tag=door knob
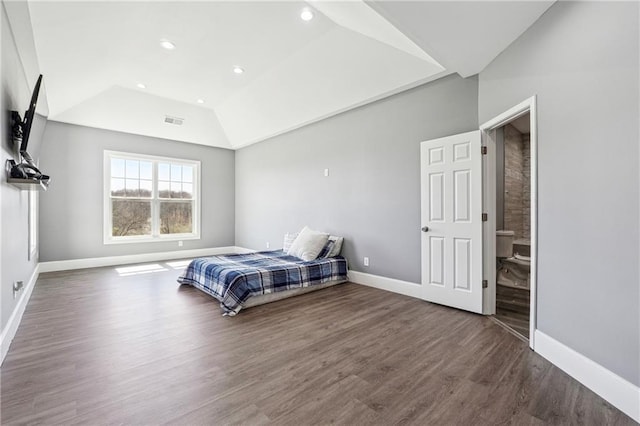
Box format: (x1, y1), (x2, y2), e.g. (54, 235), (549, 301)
(421, 226), (429, 232)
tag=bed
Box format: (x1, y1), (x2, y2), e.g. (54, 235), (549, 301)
(177, 250), (348, 316)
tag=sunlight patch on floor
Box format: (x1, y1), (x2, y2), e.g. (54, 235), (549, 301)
(115, 263), (168, 276)
(166, 260), (192, 269)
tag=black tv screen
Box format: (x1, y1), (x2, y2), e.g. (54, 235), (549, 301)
(20, 74), (43, 154)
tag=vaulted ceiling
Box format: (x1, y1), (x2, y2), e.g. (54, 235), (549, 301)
(23, 1), (554, 150)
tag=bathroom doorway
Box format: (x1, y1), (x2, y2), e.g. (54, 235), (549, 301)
(494, 114), (531, 339)
(480, 96), (537, 348)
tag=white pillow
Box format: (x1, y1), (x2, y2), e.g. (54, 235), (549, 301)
(283, 232), (299, 252)
(287, 226), (329, 261)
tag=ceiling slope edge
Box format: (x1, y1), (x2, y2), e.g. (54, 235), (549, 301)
(310, 0), (443, 69)
(367, 0), (556, 78)
(231, 69), (452, 150)
(216, 26), (452, 149)
(53, 86), (232, 150)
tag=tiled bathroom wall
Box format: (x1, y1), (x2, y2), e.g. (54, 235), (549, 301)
(503, 124), (531, 240)
(522, 134), (531, 239)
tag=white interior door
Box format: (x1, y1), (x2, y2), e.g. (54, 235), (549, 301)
(420, 130), (483, 314)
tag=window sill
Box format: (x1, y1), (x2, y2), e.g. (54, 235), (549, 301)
(104, 234), (200, 245)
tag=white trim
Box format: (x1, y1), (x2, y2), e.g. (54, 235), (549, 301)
(233, 246), (257, 254)
(348, 270), (422, 299)
(480, 98), (533, 131)
(479, 95), (538, 350)
(535, 330), (640, 423)
(1, 264), (39, 365)
(529, 99), (538, 349)
(39, 246), (243, 273)
(481, 128), (497, 315)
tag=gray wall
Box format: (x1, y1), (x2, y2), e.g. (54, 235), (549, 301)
(479, 1), (639, 385)
(38, 122), (235, 262)
(0, 7), (46, 330)
(236, 74), (478, 283)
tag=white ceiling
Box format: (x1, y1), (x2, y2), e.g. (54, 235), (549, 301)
(25, 1), (554, 150)
(368, 1), (555, 78)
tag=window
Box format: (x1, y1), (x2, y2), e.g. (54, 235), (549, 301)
(104, 151), (200, 243)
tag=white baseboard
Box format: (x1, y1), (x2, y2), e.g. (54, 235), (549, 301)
(233, 246), (256, 254)
(1, 263), (39, 365)
(534, 330), (640, 423)
(348, 270), (422, 299)
(39, 246), (243, 273)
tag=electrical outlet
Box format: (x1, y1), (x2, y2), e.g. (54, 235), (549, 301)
(363, 257), (369, 267)
(178, 240), (183, 247)
(324, 168), (329, 177)
(266, 242), (270, 249)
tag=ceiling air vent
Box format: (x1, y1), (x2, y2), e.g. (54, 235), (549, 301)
(164, 115), (184, 126)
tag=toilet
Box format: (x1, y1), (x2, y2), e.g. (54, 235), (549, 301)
(496, 230), (531, 290)
(496, 230), (514, 258)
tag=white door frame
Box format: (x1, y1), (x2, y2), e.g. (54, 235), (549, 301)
(479, 96), (538, 350)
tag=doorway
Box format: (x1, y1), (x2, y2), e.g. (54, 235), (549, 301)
(494, 114), (531, 339)
(480, 96), (538, 348)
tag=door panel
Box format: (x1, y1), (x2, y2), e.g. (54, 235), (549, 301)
(429, 236), (444, 286)
(420, 131), (483, 313)
(430, 173), (444, 221)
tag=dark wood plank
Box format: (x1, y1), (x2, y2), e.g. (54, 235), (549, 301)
(0, 261), (634, 425)
(496, 284), (530, 339)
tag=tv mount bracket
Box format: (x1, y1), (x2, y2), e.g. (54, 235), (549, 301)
(11, 110), (23, 144)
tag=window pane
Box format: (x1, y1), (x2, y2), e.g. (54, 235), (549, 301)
(170, 182), (182, 198)
(111, 178), (125, 196)
(139, 180), (152, 197)
(126, 160), (139, 179)
(171, 164), (182, 182)
(158, 181), (170, 199)
(125, 179), (139, 197)
(182, 183), (193, 199)
(140, 161), (152, 180)
(158, 163), (170, 181)
(182, 166), (193, 183)
(111, 159), (125, 177)
(160, 202), (192, 234)
(112, 200), (151, 236)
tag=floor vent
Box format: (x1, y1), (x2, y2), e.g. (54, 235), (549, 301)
(164, 115), (184, 125)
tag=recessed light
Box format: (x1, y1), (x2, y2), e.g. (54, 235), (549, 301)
(160, 39), (176, 50)
(197, 99), (205, 104)
(233, 66), (244, 74)
(300, 8), (314, 21)
(136, 83), (146, 89)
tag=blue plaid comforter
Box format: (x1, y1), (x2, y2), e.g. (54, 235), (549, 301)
(178, 250), (348, 315)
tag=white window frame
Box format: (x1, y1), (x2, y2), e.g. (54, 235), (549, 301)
(103, 150), (201, 244)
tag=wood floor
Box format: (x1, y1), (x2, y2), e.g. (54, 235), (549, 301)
(1, 261), (634, 425)
(495, 284), (530, 339)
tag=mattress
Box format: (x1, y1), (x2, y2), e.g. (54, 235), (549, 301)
(178, 250), (349, 315)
